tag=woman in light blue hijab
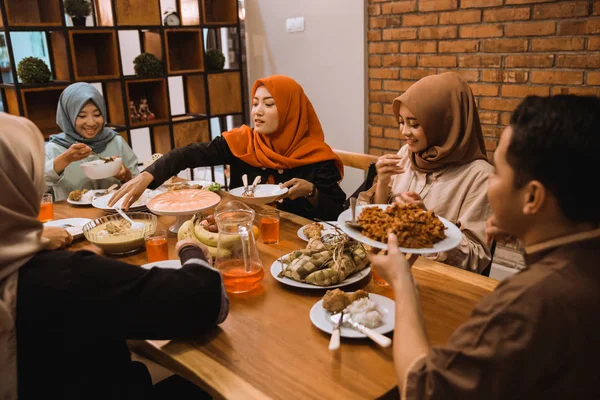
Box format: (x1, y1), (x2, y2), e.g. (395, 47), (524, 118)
(45, 83), (139, 201)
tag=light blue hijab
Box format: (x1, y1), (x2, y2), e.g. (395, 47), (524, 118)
(50, 82), (117, 153)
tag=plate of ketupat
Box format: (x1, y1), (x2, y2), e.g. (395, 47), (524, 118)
(270, 232), (371, 289)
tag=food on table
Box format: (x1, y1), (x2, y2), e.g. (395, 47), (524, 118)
(205, 183), (222, 192)
(84, 214), (155, 255)
(147, 189), (220, 213)
(303, 222), (324, 240)
(87, 218), (149, 242)
(357, 202), (446, 248)
(177, 213), (260, 260)
(343, 297), (383, 329)
(68, 189), (89, 202)
(278, 234), (369, 286)
(167, 183), (204, 191)
(322, 289), (369, 313)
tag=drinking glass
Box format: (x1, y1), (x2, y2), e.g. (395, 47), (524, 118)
(38, 193), (54, 222)
(258, 209), (280, 244)
(145, 229), (169, 262)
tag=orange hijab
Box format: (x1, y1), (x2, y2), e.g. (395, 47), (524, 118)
(222, 75), (343, 177)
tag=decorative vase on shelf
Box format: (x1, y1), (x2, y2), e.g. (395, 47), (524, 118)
(71, 16), (86, 27)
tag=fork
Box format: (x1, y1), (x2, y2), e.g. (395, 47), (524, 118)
(242, 174), (249, 195)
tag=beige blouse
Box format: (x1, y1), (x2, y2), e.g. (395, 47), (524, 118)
(358, 146), (493, 273)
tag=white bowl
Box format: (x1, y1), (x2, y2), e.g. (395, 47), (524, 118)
(81, 157), (123, 179)
(228, 184), (288, 205)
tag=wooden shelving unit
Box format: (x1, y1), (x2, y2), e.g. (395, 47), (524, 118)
(0, 0), (246, 184)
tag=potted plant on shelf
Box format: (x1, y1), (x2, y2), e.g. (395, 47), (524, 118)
(17, 57), (52, 84)
(64, 0), (92, 27)
(206, 49), (226, 72)
(133, 53), (163, 78)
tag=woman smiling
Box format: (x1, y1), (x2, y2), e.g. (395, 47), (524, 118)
(45, 83), (139, 201)
(110, 75), (346, 221)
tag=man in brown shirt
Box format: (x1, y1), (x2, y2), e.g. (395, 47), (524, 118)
(370, 95), (600, 399)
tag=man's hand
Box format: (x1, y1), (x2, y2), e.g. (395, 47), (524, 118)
(368, 233), (417, 287)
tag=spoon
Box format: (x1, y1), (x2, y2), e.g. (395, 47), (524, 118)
(93, 183), (119, 199)
(114, 206), (145, 230)
(345, 197), (363, 231)
(330, 313), (391, 348)
(249, 175), (261, 196)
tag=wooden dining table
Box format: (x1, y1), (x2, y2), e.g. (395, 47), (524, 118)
(54, 197), (499, 400)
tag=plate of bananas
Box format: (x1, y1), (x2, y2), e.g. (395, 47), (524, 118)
(176, 213), (260, 260)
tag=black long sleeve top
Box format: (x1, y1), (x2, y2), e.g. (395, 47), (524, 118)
(17, 247), (228, 400)
(145, 136), (346, 221)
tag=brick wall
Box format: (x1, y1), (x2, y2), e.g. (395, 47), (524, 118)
(368, 0), (600, 158)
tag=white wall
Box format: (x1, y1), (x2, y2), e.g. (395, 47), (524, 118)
(244, 0), (367, 197)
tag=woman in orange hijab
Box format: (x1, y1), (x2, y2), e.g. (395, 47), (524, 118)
(111, 75), (346, 220)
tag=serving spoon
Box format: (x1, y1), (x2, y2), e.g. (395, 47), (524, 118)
(114, 206), (145, 230)
(345, 197), (363, 231)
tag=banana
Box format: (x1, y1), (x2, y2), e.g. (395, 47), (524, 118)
(205, 244), (232, 259)
(177, 219), (196, 241)
(177, 218), (232, 259)
(193, 222), (220, 247)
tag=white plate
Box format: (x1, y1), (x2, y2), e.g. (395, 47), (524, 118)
(270, 253), (371, 289)
(297, 221), (340, 241)
(92, 189), (156, 211)
(43, 218), (91, 239)
(66, 189), (106, 206)
(141, 260), (182, 270)
(337, 204), (462, 254)
(310, 293), (395, 338)
(229, 184), (288, 205)
(155, 180), (216, 193)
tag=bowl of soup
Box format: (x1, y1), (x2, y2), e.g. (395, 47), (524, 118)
(81, 157), (123, 179)
(83, 212), (157, 255)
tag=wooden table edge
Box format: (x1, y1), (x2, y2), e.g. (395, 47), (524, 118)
(129, 340), (273, 400)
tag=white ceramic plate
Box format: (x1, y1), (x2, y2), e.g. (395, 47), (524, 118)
(297, 221), (340, 241)
(141, 260), (182, 270)
(92, 189), (156, 211)
(229, 184), (288, 205)
(337, 204), (462, 254)
(44, 218), (91, 239)
(270, 253), (371, 290)
(155, 180), (216, 193)
(66, 189), (107, 206)
(310, 293), (395, 338)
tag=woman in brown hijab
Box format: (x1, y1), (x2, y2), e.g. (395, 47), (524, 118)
(0, 112), (228, 399)
(359, 72), (493, 273)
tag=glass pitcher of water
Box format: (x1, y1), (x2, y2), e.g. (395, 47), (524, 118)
(214, 200), (264, 293)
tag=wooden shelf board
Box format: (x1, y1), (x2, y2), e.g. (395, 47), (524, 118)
(130, 118), (170, 128)
(74, 74), (121, 81)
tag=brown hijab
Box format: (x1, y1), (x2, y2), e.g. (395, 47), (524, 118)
(393, 72), (487, 173)
(222, 75), (344, 177)
(0, 113), (46, 400)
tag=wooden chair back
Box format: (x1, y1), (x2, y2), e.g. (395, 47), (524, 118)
(333, 149), (379, 208)
(333, 148), (378, 171)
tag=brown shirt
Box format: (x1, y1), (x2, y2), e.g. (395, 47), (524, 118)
(404, 229), (600, 400)
(358, 146), (493, 273)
